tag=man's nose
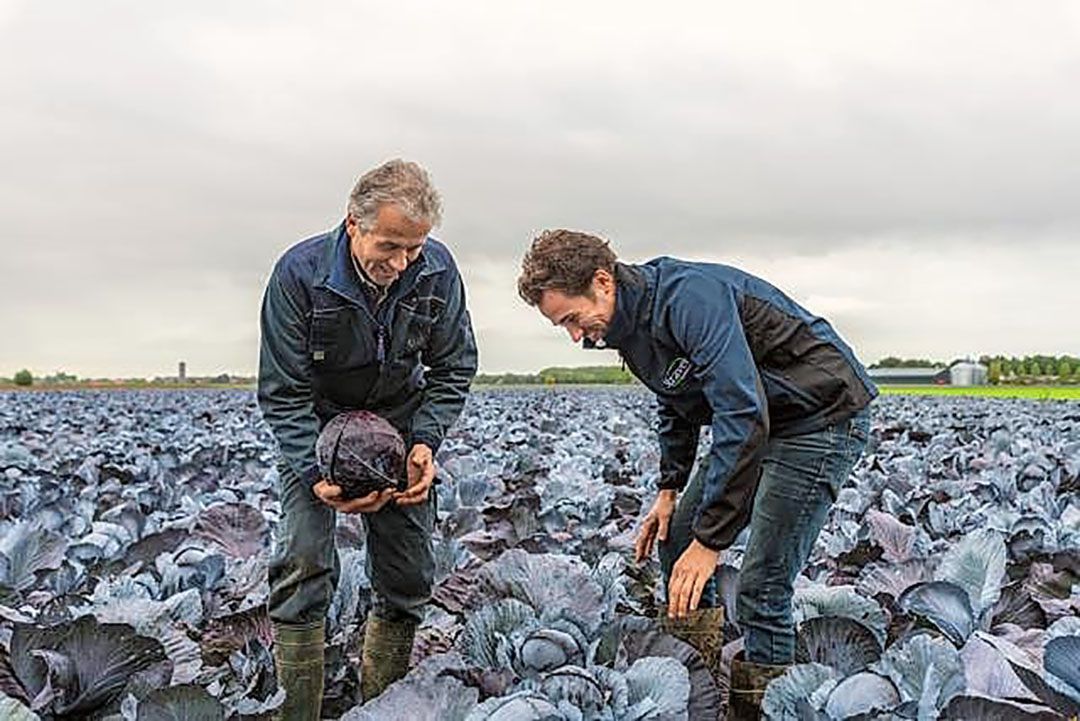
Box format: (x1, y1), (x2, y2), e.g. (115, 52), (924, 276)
(388, 251), (409, 272)
(568, 326), (583, 343)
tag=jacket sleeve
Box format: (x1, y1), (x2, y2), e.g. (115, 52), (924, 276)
(666, 276), (769, 550)
(657, 399), (700, 491)
(257, 265), (321, 487)
(409, 269), (479, 452)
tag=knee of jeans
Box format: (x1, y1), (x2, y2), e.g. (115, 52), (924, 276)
(270, 547), (335, 587)
(736, 572), (794, 623)
(275, 526), (334, 570)
(736, 590), (793, 632)
(374, 572), (432, 621)
(377, 556), (433, 601)
(268, 554), (336, 625)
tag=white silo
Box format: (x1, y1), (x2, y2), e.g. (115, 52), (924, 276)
(950, 361), (988, 386)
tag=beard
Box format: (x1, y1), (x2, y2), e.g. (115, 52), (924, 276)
(584, 319), (608, 340)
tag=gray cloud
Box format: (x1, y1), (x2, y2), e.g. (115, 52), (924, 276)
(1, 1), (1078, 376)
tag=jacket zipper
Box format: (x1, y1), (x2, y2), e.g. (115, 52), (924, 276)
(376, 324), (387, 365)
(323, 286), (389, 366)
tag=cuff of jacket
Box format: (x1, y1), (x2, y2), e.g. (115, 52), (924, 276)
(689, 462), (763, 551)
(409, 430), (442, 454)
(657, 471), (690, 492)
(691, 528), (729, 552)
(692, 511), (753, 551)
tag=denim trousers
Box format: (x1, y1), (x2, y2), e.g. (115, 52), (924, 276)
(659, 407), (870, 664)
(267, 463), (436, 627)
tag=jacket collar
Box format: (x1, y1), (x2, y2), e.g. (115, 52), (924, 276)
(600, 262), (655, 350)
(317, 221), (446, 306)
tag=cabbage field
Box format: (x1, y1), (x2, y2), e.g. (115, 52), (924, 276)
(1, 388), (1078, 720)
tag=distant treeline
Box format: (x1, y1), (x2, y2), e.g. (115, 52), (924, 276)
(1, 370), (255, 388)
(869, 357), (944, 368)
(980, 355), (1079, 384)
(475, 366), (636, 385)
(871, 355), (1080, 385)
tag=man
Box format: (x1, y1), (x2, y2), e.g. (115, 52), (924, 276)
(258, 159), (477, 718)
(517, 230), (874, 719)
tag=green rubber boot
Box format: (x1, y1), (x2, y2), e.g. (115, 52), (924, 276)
(725, 653), (790, 721)
(659, 606), (725, 680)
(360, 615), (418, 702)
(272, 620), (325, 721)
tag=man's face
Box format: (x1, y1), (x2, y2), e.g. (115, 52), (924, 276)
(346, 204), (431, 287)
(537, 270), (617, 344)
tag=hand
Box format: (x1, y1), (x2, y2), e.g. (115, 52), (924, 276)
(394, 443), (436, 507)
(313, 479), (395, 514)
(668, 539), (721, 619)
(634, 490), (677, 563)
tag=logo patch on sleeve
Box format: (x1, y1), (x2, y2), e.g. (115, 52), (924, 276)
(661, 357), (693, 390)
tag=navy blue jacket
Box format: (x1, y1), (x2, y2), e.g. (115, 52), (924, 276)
(600, 259), (876, 550)
(257, 222), (478, 487)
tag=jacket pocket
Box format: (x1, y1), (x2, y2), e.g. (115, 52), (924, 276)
(392, 296), (444, 358)
(310, 306), (350, 366)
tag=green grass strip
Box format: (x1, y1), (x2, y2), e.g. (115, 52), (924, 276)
(877, 385), (1080, 400)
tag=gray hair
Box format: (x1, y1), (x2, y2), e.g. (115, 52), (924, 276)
(347, 159), (443, 232)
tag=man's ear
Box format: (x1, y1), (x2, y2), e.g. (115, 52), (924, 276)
(593, 268), (615, 295)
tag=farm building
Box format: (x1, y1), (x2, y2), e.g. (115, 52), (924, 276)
(868, 367), (952, 385)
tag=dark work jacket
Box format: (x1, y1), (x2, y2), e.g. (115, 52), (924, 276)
(257, 222), (478, 487)
(598, 259), (877, 550)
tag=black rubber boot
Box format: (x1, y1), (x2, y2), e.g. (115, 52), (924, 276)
(272, 620), (325, 721)
(725, 652), (790, 721)
(360, 615), (418, 702)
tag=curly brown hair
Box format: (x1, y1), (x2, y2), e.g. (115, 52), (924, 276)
(517, 229), (618, 306)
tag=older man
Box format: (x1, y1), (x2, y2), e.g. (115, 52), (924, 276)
(258, 160), (477, 717)
(517, 230), (874, 719)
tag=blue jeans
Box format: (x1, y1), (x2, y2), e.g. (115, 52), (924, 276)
(659, 407), (870, 664)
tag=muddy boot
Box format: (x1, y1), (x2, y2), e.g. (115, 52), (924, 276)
(659, 606), (725, 680)
(360, 615), (418, 702)
(726, 652), (790, 721)
(272, 620), (325, 721)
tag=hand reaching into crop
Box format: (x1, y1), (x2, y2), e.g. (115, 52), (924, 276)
(313, 479), (395, 514)
(634, 489), (677, 563)
(394, 443), (436, 507)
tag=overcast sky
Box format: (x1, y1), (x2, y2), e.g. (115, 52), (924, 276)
(1, 1), (1078, 377)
